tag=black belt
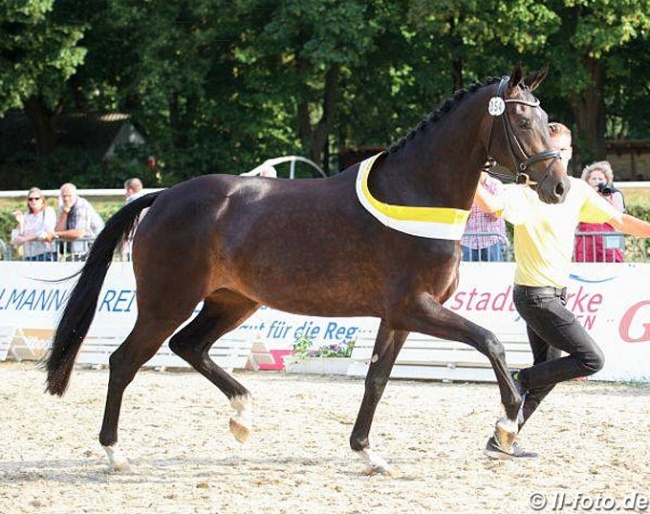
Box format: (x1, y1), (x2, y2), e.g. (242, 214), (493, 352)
(514, 285), (567, 296)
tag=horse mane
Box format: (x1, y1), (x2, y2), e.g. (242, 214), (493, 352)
(388, 76), (501, 154)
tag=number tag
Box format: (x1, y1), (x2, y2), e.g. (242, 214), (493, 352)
(488, 97), (506, 116)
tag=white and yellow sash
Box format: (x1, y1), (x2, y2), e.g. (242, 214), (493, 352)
(355, 154), (470, 240)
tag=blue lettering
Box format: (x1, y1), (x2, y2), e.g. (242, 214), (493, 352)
(7, 289), (26, 309)
(21, 290), (36, 310)
(99, 289), (137, 312)
(48, 289), (67, 311)
(100, 290), (117, 312)
(127, 291), (137, 312)
(113, 290), (133, 312)
(323, 322), (358, 341)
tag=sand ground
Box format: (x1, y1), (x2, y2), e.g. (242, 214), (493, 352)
(1, 361), (649, 514)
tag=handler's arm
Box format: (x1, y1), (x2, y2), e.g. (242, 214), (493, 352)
(474, 182), (504, 214)
(608, 214), (650, 237)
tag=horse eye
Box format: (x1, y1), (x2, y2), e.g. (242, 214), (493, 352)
(517, 117), (531, 129)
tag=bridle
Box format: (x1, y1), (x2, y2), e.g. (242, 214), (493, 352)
(485, 76), (560, 186)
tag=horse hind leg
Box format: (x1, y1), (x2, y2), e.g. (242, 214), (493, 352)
(350, 321), (409, 476)
(168, 291), (260, 444)
(99, 313), (189, 472)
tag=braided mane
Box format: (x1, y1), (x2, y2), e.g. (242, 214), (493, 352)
(388, 76), (501, 154)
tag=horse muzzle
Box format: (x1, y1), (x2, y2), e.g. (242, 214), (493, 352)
(529, 161), (571, 204)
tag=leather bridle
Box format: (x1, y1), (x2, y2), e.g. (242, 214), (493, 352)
(485, 76), (560, 186)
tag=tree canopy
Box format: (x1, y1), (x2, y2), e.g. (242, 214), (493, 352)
(1, 0), (649, 188)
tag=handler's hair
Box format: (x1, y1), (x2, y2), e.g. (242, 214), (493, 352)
(548, 122), (571, 140)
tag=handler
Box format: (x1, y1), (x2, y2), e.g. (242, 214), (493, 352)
(475, 123), (650, 459)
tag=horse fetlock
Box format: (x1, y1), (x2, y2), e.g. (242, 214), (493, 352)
(229, 394), (253, 444)
(356, 449), (395, 477)
(103, 444), (132, 473)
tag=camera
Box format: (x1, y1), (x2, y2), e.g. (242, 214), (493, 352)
(597, 183), (613, 196)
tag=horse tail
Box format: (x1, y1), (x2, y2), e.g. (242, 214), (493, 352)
(45, 192), (161, 396)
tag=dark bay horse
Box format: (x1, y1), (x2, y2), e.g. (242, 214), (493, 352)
(46, 63), (569, 474)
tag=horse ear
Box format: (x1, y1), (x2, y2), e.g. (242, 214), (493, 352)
(524, 63), (549, 92)
(508, 62), (524, 89)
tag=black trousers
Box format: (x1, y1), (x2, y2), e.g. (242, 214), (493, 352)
(513, 284), (605, 428)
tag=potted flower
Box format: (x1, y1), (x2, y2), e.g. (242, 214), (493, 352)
(284, 336), (355, 375)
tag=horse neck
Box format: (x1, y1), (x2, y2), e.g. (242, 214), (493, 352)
(373, 92), (492, 210)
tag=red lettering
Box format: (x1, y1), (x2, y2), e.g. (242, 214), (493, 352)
(449, 292), (465, 311)
(475, 293), (490, 311)
(465, 288), (479, 310)
(587, 294), (602, 313)
(619, 301), (650, 343)
(567, 286), (589, 312)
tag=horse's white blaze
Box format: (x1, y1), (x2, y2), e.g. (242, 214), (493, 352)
(103, 444), (131, 472)
(356, 449), (393, 475)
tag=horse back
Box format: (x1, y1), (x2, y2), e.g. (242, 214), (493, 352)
(133, 171), (461, 317)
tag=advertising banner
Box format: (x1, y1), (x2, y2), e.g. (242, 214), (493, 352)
(0, 261), (649, 381)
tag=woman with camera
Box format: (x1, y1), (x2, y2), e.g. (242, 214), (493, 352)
(574, 161), (625, 263)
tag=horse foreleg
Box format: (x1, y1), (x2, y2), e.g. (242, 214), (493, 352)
(350, 321), (409, 476)
(399, 295), (522, 450)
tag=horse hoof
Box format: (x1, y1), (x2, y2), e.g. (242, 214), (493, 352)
(229, 417), (250, 443)
(363, 464), (397, 477)
(494, 418), (518, 450)
(102, 444), (132, 473)
(105, 460), (133, 474)
(356, 449), (395, 477)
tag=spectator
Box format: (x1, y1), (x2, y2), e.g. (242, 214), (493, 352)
(461, 166), (507, 262)
(52, 183), (105, 260)
(574, 161), (626, 263)
(124, 177), (145, 204)
(122, 177), (146, 260)
(10, 188), (57, 261)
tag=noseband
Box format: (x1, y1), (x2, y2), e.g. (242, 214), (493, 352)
(485, 77), (560, 186)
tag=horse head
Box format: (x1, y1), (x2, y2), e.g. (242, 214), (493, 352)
(486, 63), (570, 204)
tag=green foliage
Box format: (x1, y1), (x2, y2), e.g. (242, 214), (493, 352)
(1, 0), (650, 186)
(0, 0), (86, 112)
(292, 336), (355, 359)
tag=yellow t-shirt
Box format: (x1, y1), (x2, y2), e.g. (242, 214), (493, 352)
(500, 177), (623, 288)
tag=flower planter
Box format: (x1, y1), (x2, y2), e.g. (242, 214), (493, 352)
(283, 356), (351, 375)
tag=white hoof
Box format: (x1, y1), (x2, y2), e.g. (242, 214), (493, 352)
(229, 394), (253, 444)
(356, 449), (395, 477)
(494, 417), (519, 451)
(103, 445), (132, 473)
(229, 417), (250, 444)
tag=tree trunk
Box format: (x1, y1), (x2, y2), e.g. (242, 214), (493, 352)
(23, 97), (58, 156)
(297, 63), (340, 173)
(570, 56), (607, 164)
